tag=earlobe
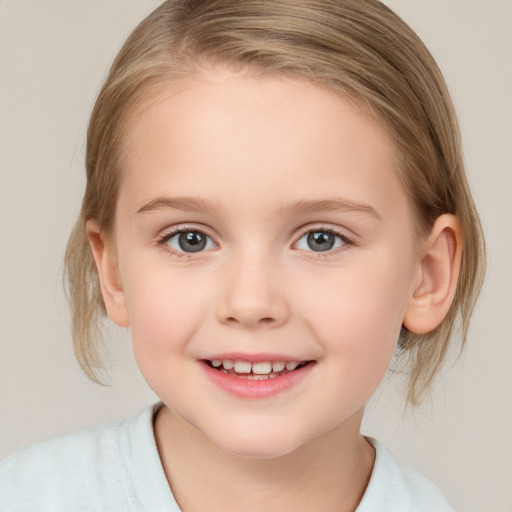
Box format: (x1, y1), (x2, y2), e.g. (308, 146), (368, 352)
(403, 214), (462, 334)
(86, 220), (129, 328)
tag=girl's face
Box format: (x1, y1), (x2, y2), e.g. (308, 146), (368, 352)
(110, 70), (422, 458)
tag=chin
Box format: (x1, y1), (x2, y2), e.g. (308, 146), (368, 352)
(208, 424), (308, 460)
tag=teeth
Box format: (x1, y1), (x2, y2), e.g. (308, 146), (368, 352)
(247, 374), (271, 380)
(210, 359), (305, 374)
(233, 361), (252, 373)
(252, 362), (272, 375)
(272, 361), (286, 372)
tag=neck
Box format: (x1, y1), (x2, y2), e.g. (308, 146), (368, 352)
(154, 406), (375, 512)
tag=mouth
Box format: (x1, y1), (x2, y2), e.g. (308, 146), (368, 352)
(203, 359), (313, 380)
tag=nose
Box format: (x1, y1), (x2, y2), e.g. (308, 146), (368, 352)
(215, 253), (289, 329)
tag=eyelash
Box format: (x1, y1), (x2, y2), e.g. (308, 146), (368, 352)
(157, 225), (355, 258)
(157, 226), (215, 258)
(295, 226), (355, 258)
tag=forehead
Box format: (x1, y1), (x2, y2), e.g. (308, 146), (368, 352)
(117, 69), (408, 222)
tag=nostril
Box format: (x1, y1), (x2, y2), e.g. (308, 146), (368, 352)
(216, 294), (289, 328)
(225, 316), (275, 325)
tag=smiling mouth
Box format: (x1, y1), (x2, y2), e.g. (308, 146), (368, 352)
(204, 359), (313, 380)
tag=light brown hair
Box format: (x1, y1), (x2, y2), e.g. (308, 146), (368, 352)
(65, 0), (485, 405)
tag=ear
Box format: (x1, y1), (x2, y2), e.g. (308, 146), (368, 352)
(403, 214), (462, 334)
(86, 220), (129, 328)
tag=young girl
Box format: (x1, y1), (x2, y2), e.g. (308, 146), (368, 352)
(0, 0), (485, 510)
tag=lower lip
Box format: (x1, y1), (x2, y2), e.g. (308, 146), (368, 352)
(200, 361), (315, 399)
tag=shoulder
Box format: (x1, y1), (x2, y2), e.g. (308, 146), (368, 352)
(0, 412), (136, 511)
(0, 403), (177, 512)
(357, 438), (454, 512)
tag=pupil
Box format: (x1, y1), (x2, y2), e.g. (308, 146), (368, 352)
(178, 232), (206, 252)
(307, 231), (335, 252)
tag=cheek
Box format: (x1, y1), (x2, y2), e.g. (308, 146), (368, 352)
(121, 264), (210, 362)
(301, 258), (413, 386)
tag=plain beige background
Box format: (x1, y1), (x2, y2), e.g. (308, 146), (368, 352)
(1, 1), (511, 511)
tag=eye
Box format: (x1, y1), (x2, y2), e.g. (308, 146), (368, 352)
(296, 229), (348, 253)
(163, 230), (215, 253)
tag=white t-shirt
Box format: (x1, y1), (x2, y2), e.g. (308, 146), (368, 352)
(0, 403), (454, 511)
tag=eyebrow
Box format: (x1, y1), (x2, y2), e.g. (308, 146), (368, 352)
(136, 196), (382, 220)
(279, 199), (382, 220)
(136, 196), (220, 215)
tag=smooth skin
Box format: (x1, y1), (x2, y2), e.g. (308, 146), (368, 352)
(88, 69), (462, 512)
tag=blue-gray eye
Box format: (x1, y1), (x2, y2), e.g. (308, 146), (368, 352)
(166, 231), (214, 253)
(296, 230), (345, 252)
